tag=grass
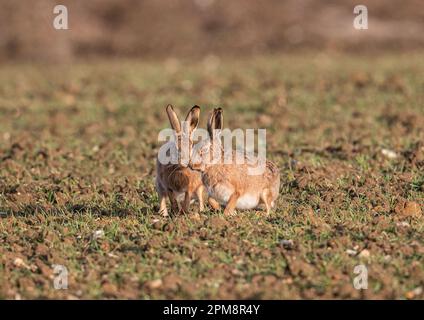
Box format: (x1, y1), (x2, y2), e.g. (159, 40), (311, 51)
(0, 53), (423, 299)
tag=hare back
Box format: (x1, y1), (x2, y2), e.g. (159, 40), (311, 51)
(203, 160), (278, 193)
(201, 158), (280, 209)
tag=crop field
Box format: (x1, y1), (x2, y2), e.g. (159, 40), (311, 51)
(0, 54), (423, 299)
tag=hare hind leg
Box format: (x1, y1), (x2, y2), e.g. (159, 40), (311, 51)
(223, 191), (240, 216)
(208, 197), (221, 210)
(260, 188), (273, 216)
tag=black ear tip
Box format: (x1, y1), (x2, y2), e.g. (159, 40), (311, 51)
(166, 104), (174, 111)
(192, 105), (200, 111)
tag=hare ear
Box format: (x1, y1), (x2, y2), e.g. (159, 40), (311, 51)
(185, 105), (200, 132)
(207, 108), (223, 138)
(166, 104), (181, 133)
(214, 108), (223, 131)
(207, 109), (216, 139)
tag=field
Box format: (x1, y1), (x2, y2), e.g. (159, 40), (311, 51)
(0, 54), (423, 299)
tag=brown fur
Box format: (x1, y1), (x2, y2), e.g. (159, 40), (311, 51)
(155, 105), (205, 216)
(156, 161), (205, 215)
(190, 108), (280, 216)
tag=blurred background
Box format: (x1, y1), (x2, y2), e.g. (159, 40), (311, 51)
(1, 0), (423, 62)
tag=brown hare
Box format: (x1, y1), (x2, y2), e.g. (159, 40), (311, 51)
(189, 108), (280, 216)
(155, 105), (206, 216)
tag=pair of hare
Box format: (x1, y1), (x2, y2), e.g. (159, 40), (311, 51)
(156, 105), (280, 217)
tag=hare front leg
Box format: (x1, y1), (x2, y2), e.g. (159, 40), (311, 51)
(223, 191), (240, 216)
(158, 192), (168, 217)
(156, 179), (169, 216)
(169, 192), (179, 214)
(180, 191), (192, 214)
(196, 185), (205, 212)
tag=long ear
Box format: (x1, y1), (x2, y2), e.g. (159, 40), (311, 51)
(185, 105), (200, 133)
(166, 104), (181, 133)
(207, 109), (216, 138)
(214, 108), (223, 131)
(207, 108), (223, 138)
